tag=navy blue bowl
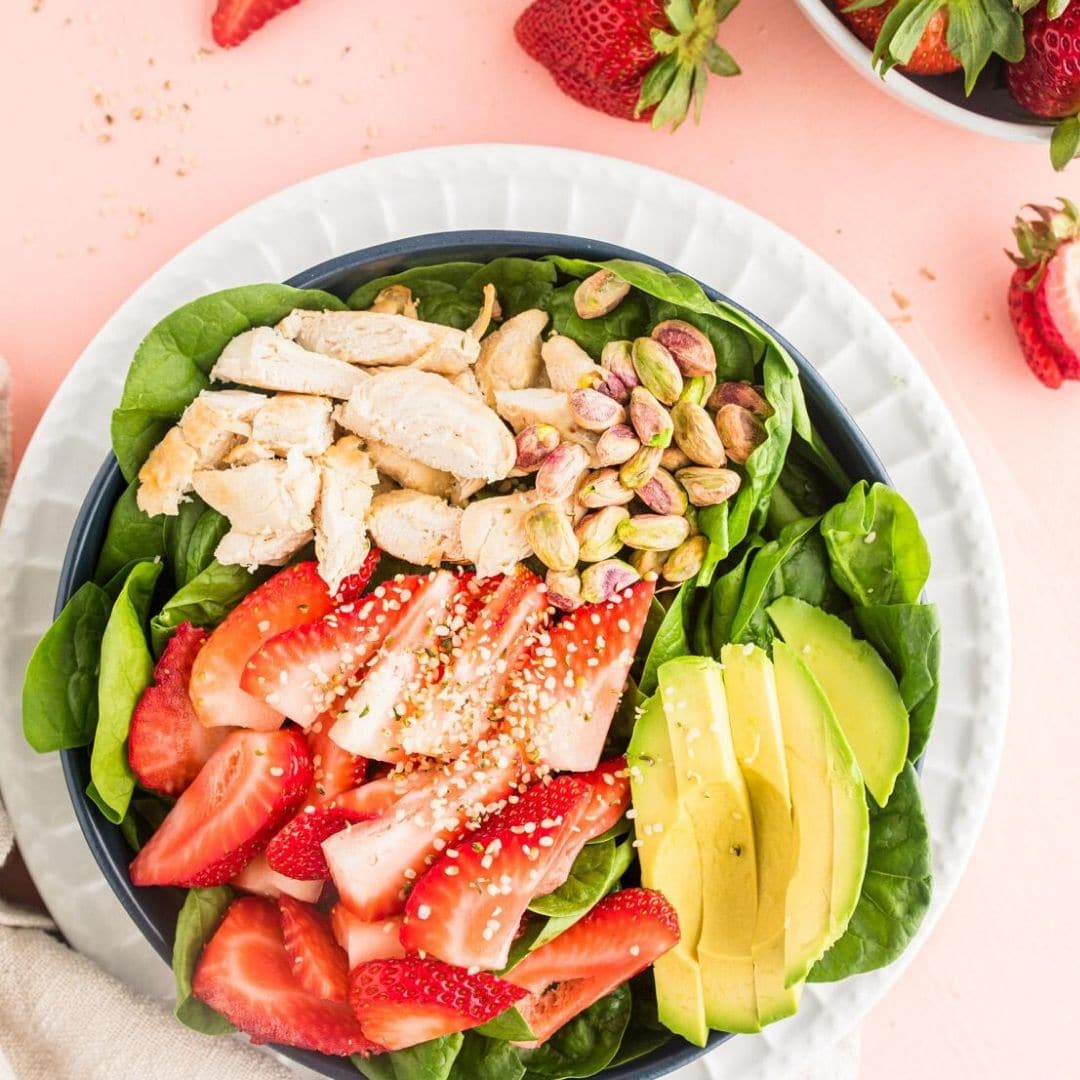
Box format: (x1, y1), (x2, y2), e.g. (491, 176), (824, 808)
(57, 231), (890, 1080)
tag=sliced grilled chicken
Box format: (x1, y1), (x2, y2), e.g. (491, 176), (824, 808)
(315, 437), (378, 594)
(474, 309), (548, 407)
(542, 334), (603, 392)
(215, 528), (313, 569)
(250, 394), (335, 457)
(459, 490), (538, 579)
(366, 490), (465, 567)
(364, 440), (457, 502)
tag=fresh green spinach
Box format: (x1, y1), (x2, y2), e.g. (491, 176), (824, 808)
(355, 1034), (464, 1080)
(475, 1006), (536, 1042)
(94, 480), (166, 585)
(547, 280), (650, 358)
(173, 885), (236, 1034)
(708, 545), (756, 653)
(695, 502), (730, 588)
(449, 1033), (525, 1080)
(163, 495), (231, 589)
(607, 973), (672, 1067)
(638, 582), (693, 696)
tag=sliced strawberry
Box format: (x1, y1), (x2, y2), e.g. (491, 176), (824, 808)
(400, 775), (592, 970)
(1009, 268), (1064, 389)
(328, 547), (381, 604)
(400, 566), (550, 758)
(348, 957), (526, 1052)
(190, 562), (337, 732)
(330, 905), (406, 968)
(265, 805), (366, 882)
(328, 570), (463, 761)
(241, 573), (419, 730)
(193, 896), (378, 1056)
(306, 716), (367, 803)
(128, 623), (228, 797)
(232, 852), (323, 904)
(504, 579), (655, 771)
(331, 769), (433, 819)
(211, 0), (304, 49)
(1040, 240), (1080, 379)
(323, 748), (521, 921)
(505, 888), (679, 1046)
(129, 729), (311, 887)
(278, 896), (350, 1002)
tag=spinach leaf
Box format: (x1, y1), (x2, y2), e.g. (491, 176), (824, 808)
(463, 258), (558, 318)
(173, 886), (236, 1034)
(88, 560), (163, 823)
(809, 762), (932, 981)
(150, 560), (268, 654)
(856, 603), (941, 761)
(516, 984), (631, 1079)
(821, 482), (930, 606)
(637, 582), (693, 696)
(118, 792), (175, 853)
(708, 546), (756, 653)
(449, 1033), (525, 1080)
(695, 502), (729, 587)
(607, 973), (672, 1067)
(164, 496), (231, 589)
(476, 1006), (536, 1041)
(22, 582), (112, 752)
(690, 587), (712, 656)
(547, 280), (650, 358)
(111, 284), (344, 480)
(346, 262), (484, 319)
(94, 480), (166, 585)
(355, 1034), (464, 1080)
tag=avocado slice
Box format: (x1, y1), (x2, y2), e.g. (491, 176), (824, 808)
(658, 656), (760, 1035)
(720, 643), (799, 1025)
(772, 641), (870, 985)
(627, 694), (709, 1047)
(768, 596), (909, 807)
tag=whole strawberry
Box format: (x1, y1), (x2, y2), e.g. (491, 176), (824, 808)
(1007, 199), (1080, 389)
(515, 0), (741, 129)
(835, 0), (960, 74)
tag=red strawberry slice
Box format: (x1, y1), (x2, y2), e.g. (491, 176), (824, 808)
(1040, 240), (1080, 379)
(232, 853), (323, 904)
(306, 716), (367, 804)
(400, 775), (592, 971)
(265, 805), (366, 882)
(211, 0), (304, 49)
(504, 579), (655, 771)
(190, 562), (338, 732)
(241, 573), (418, 730)
(128, 623), (229, 797)
(330, 768), (433, 818)
(330, 905), (406, 969)
(193, 896), (378, 1056)
(505, 888), (679, 1046)
(1009, 268), (1065, 389)
(329, 547), (382, 604)
(278, 896), (350, 1003)
(129, 729), (311, 887)
(348, 957), (526, 1052)
(323, 749), (521, 921)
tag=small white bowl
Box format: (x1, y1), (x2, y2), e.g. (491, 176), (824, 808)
(792, 0), (1052, 143)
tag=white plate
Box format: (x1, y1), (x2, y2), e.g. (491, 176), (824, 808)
(792, 0), (1049, 144)
(0, 145), (1009, 1079)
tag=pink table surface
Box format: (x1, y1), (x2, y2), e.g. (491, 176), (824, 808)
(3, 0), (1076, 1075)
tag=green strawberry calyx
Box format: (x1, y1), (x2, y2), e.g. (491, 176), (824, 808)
(1008, 198), (1080, 289)
(636, 0), (741, 131)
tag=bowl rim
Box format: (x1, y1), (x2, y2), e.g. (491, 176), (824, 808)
(56, 228), (891, 1080)
(792, 0), (1052, 144)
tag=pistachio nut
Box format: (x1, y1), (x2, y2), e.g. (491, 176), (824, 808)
(594, 424), (641, 468)
(671, 400), (727, 467)
(580, 558), (641, 604)
(679, 371), (717, 406)
(594, 370), (631, 405)
(514, 423), (561, 472)
(631, 337), (683, 405)
(618, 444), (664, 490)
(535, 441), (591, 502)
(573, 269), (631, 320)
(524, 502), (580, 573)
(628, 548), (669, 579)
(708, 380), (774, 419)
(660, 444), (692, 472)
(576, 506), (631, 562)
(576, 468), (637, 509)
(637, 468), (689, 516)
(368, 284), (418, 318)
(601, 339), (640, 392)
(628, 386), (674, 448)
(675, 466), (742, 507)
(662, 535), (709, 584)
(569, 387), (627, 432)
(715, 404), (768, 465)
(617, 513), (691, 552)
(545, 568), (583, 612)
(651, 319), (716, 376)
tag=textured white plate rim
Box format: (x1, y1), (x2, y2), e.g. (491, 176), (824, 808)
(0, 144), (1010, 1080)
(792, 0), (1050, 144)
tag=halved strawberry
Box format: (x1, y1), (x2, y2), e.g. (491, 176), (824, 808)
(265, 805), (366, 882)
(129, 729), (311, 887)
(330, 768), (433, 818)
(128, 623), (228, 797)
(232, 853), (323, 904)
(190, 562), (338, 732)
(505, 888), (679, 1046)
(240, 572), (418, 731)
(323, 749), (521, 920)
(330, 905), (406, 968)
(211, 0), (304, 49)
(348, 957), (526, 1052)
(400, 775), (592, 970)
(328, 547), (382, 604)
(306, 716), (368, 804)
(193, 896), (377, 1056)
(278, 896), (350, 1002)
(504, 579), (655, 771)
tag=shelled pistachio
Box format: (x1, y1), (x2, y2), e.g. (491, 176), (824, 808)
(628, 548), (669, 579)
(662, 535), (709, 583)
(709, 380), (774, 419)
(671, 400), (726, 467)
(631, 337), (683, 405)
(545, 568), (583, 611)
(577, 468), (637, 508)
(619, 444), (664, 490)
(651, 319), (716, 376)
(617, 513), (691, 551)
(580, 558), (640, 604)
(535, 442), (591, 502)
(569, 388), (626, 432)
(637, 468), (688, 515)
(574, 270), (631, 320)
(576, 506), (631, 563)
(601, 340), (639, 393)
(594, 424), (640, 468)
(515, 423), (561, 472)
(524, 503), (580, 572)
(628, 387), (674, 448)
(675, 466), (742, 507)
(715, 404), (767, 465)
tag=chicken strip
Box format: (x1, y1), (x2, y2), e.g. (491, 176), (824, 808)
(212, 327), (368, 399)
(277, 309), (479, 376)
(214, 528), (312, 570)
(366, 490), (466, 567)
(493, 388), (600, 460)
(337, 368), (516, 482)
(542, 334), (604, 392)
(364, 439), (456, 500)
(315, 436), (378, 594)
(459, 490), (538, 579)
(250, 393), (335, 456)
(474, 309), (548, 407)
